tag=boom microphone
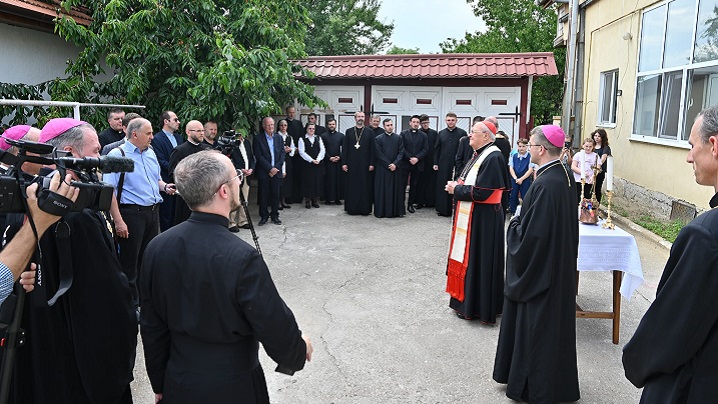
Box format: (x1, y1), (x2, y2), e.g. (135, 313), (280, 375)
(55, 155), (135, 173)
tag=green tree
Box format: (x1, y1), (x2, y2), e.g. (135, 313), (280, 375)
(3, 0), (325, 131)
(386, 46), (420, 55)
(440, 0), (564, 124)
(304, 0), (394, 56)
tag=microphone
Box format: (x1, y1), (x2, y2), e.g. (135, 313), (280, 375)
(54, 155), (135, 173)
(98, 155), (135, 173)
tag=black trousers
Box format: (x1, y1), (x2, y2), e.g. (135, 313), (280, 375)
(118, 205), (160, 306)
(406, 166), (421, 205)
(258, 176), (282, 220)
(158, 194), (175, 232)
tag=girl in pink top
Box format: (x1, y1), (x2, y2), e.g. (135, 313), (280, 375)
(571, 137), (598, 200)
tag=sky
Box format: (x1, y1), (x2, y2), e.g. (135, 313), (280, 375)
(377, 0), (486, 54)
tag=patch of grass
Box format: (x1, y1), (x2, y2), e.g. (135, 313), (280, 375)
(633, 215), (685, 243)
(612, 204), (629, 217)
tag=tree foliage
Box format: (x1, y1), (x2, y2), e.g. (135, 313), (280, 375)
(304, 0), (394, 56)
(386, 46), (420, 55)
(3, 0), (325, 132)
(440, 0), (565, 124)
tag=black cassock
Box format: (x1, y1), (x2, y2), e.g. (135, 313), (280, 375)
(449, 144), (509, 323)
(493, 160), (580, 403)
(287, 118), (305, 203)
(342, 126), (375, 215)
(10, 210), (137, 404)
(140, 212), (307, 403)
(321, 130), (345, 203)
(417, 128), (439, 207)
(622, 193), (718, 403)
(280, 133), (295, 202)
(434, 127), (466, 216)
(169, 141), (210, 225)
(373, 133), (405, 218)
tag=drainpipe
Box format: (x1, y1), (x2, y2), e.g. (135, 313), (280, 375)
(561, 0), (579, 136)
(573, 6), (586, 145)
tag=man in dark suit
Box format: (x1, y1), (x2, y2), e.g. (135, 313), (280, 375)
(306, 113), (326, 135)
(400, 115), (429, 213)
(140, 150), (312, 403)
(151, 110), (184, 231)
(253, 117), (286, 226)
(228, 130), (255, 232)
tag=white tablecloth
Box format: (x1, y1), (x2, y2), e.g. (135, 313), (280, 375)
(577, 220), (644, 299)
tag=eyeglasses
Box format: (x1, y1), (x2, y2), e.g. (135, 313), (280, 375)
(526, 143), (544, 149)
(171, 118), (180, 122)
(216, 169), (242, 193)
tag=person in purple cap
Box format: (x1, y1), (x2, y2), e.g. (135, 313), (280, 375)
(8, 118), (137, 404)
(0, 125), (42, 176)
(493, 124), (580, 403)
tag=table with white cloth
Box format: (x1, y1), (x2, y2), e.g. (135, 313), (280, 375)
(576, 220), (644, 344)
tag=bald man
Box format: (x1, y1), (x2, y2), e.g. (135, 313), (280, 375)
(169, 120), (211, 225)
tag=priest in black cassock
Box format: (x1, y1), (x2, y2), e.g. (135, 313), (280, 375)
(141, 151), (313, 403)
(445, 121), (509, 324)
(321, 118), (344, 205)
(417, 114), (439, 208)
(493, 125), (580, 403)
(623, 107), (718, 403)
(169, 120), (211, 226)
(400, 115), (428, 213)
(434, 113), (467, 216)
(373, 119), (405, 218)
(285, 106), (305, 203)
(341, 111), (375, 215)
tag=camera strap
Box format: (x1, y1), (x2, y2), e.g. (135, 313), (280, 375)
(114, 147), (126, 204)
(46, 220), (73, 306)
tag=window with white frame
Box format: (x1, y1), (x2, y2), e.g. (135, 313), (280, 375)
(634, 0), (718, 141)
(599, 70), (619, 125)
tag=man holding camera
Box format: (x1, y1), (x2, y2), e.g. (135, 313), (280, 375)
(141, 150), (312, 402)
(105, 118), (176, 309)
(7, 118), (138, 403)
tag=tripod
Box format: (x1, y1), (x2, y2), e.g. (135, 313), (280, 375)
(237, 178), (261, 257)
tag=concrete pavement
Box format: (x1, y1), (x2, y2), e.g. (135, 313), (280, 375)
(130, 201), (671, 403)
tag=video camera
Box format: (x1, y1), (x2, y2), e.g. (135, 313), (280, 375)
(0, 138), (134, 213)
(214, 130), (243, 156)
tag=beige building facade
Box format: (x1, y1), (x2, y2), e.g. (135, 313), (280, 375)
(554, 0), (718, 214)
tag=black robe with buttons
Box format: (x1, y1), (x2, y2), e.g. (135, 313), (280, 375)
(434, 127), (466, 216)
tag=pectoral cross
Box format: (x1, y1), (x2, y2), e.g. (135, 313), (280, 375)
(355, 144), (361, 149)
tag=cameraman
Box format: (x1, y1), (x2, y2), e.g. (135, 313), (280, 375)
(0, 172), (79, 305)
(8, 118), (137, 404)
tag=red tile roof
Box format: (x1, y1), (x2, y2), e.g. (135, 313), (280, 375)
(0, 0), (91, 26)
(296, 53), (558, 79)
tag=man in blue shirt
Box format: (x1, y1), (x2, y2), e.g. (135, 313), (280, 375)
(105, 117), (176, 307)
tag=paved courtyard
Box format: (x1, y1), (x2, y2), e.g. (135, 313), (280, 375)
(130, 199), (670, 403)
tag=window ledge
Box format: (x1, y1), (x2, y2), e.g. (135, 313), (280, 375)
(597, 122), (617, 128)
(629, 135), (690, 150)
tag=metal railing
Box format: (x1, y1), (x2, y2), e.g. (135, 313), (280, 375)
(0, 99), (145, 120)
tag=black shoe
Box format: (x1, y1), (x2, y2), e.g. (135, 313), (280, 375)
(333, 201), (341, 205)
(240, 224), (251, 229)
(407, 204), (415, 213)
(415, 204), (424, 209)
(228, 226), (240, 233)
(324, 201), (331, 205)
(312, 202), (320, 208)
(258, 218), (268, 226)
(278, 206), (284, 210)
(456, 312), (472, 320)
(271, 218), (282, 225)
(305, 202), (311, 209)
(282, 204), (292, 209)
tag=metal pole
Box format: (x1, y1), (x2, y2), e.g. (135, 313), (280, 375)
(561, 0), (579, 135)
